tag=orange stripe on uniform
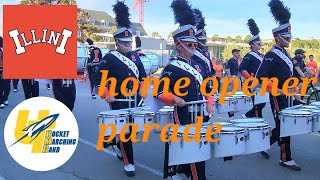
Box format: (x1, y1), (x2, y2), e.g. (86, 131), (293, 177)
(119, 142), (129, 165)
(190, 163), (198, 180)
(173, 106), (180, 125)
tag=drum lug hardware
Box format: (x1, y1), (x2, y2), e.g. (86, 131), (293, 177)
(262, 130), (265, 139)
(180, 139), (184, 148)
(115, 117), (117, 125)
(144, 116), (146, 124)
(294, 117), (297, 125)
(217, 133), (221, 145)
(247, 130), (250, 141)
(199, 141), (202, 149)
(235, 134), (238, 145)
(317, 116), (319, 122)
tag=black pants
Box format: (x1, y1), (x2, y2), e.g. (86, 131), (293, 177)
(12, 79), (19, 90)
(22, 79), (39, 99)
(0, 79), (10, 103)
(245, 95), (266, 118)
(269, 95), (292, 162)
(52, 79), (76, 111)
(216, 77), (221, 92)
(87, 67), (97, 95)
(163, 105), (206, 180)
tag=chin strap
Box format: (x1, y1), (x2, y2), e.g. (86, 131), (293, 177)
(116, 39), (132, 51)
(278, 34), (290, 46)
(253, 41), (262, 50)
(177, 38), (195, 55)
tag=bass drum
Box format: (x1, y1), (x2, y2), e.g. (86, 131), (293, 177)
(140, 56), (151, 75)
(77, 43), (88, 73)
(143, 52), (159, 74)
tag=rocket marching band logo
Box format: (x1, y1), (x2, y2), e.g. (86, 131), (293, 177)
(4, 97), (79, 171)
(3, 5), (78, 79)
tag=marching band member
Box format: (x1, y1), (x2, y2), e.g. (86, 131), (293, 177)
(239, 18), (269, 159)
(156, 0), (214, 179)
(94, 1), (147, 177)
(192, 8), (216, 122)
(256, 0), (301, 171)
(86, 38), (102, 99)
(239, 19), (266, 119)
(52, 79), (76, 111)
(0, 36), (10, 108)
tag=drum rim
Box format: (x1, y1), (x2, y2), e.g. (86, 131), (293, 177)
(280, 110), (313, 116)
(234, 123), (270, 129)
(98, 111), (129, 117)
(230, 118), (265, 123)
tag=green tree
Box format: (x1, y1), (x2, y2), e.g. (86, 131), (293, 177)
(244, 35), (252, 42)
(111, 26), (117, 34)
(211, 34), (220, 41)
(235, 35), (242, 43)
(221, 44), (250, 61)
(225, 36), (233, 43)
(167, 32), (173, 39)
(152, 32), (160, 38)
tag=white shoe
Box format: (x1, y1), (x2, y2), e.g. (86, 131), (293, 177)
(279, 160), (301, 171)
(3, 101), (8, 105)
(124, 164), (135, 177)
(13, 89), (17, 92)
(0, 104), (4, 108)
(171, 174), (187, 180)
(242, 114), (247, 118)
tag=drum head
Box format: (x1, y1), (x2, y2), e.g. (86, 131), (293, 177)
(299, 105), (320, 110)
(98, 110), (128, 117)
(311, 102), (320, 106)
(299, 108), (320, 114)
(169, 126), (207, 135)
(159, 108), (173, 114)
(235, 122), (269, 128)
(230, 118), (265, 123)
(281, 109), (313, 116)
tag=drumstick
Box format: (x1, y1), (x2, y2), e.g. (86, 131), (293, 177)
(114, 99), (134, 102)
(138, 98), (144, 107)
(185, 100), (208, 105)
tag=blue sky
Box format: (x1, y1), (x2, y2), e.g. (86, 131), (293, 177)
(1, 0), (319, 39)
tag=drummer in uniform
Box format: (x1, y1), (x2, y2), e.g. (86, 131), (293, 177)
(94, 1), (147, 177)
(86, 38), (102, 99)
(256, 0), (301, 171)
(191, 8), (216, 123)
(239, 18), (269, 159)
(155, 0), (214, 179)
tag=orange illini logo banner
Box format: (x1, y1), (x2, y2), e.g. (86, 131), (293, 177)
(3, 5), (77, 79)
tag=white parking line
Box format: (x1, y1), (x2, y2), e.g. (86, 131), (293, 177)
(78, 138), (163, 177)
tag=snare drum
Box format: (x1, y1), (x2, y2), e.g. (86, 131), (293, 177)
(279, 109), (313, 137)
(155, 108), (174, 133)
(212, 126), (246, 157)
(298, 108), (320, 132)
(233, 92), (252, 112)
(96, 110), (129, 136)
(132, 111), (156, 132)
(230, 118), (265, 124)
(254, 88), (270, 105)
(234, 122), (271, 154)
(214, 96), (236, 113)
(167, 126), (211, 166)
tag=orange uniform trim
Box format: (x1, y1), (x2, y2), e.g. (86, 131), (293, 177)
(241, 71), (251, 79)
(158, 93), (175, 106)
(99, 87), (110, 99)
(206, 96), (214, 105)
(266, 82), (273, 93)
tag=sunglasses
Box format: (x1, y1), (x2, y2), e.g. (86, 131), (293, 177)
(183, 42), (198, 48)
